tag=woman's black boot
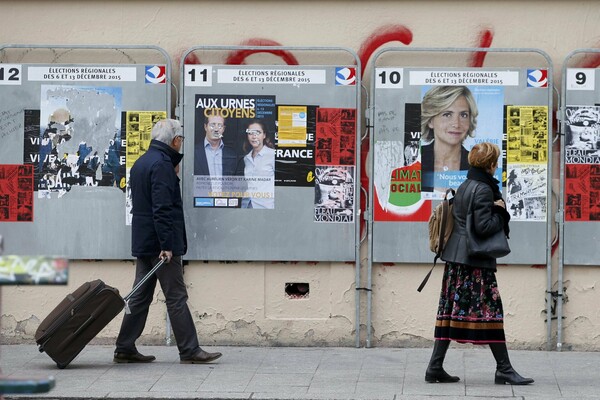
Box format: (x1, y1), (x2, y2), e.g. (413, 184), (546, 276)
(425, 340), (460, 383)
(489, 343), (534, 385)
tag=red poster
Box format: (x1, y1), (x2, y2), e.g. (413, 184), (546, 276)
(316, 108), (356, 166)
(373, 161), (431, 222)
(0, 164), (34, 222)
(565, 164), (600, 221)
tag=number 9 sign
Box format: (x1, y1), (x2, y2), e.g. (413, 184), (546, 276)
(567, 68), (595, 91)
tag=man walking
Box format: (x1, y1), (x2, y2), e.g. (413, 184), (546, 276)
(114, 118), (222, 364)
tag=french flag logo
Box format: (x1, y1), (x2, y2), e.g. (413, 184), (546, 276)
(527, 69), (548, 88)
(335, 67), (356, 86)
(145, 66), (166, 84)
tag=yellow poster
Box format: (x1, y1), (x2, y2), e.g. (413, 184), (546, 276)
(277, 106), (307, 147)
(125, 111), (167, 168)
(506, 106), (548, 164)
(125, 111), (166, 225)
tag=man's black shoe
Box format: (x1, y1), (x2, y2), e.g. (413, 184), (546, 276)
(113, 352), (156, 363)
(180, 349), (222, 364)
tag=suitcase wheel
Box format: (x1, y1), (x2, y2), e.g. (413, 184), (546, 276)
(56, 362), (67, 369)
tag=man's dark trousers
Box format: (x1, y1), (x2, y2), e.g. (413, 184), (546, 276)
(115, 256), (200, 358)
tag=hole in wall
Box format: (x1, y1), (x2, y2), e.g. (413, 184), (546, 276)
(285, 282), (309, 299)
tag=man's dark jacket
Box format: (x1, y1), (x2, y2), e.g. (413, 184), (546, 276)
(130, 140), (187, 257)
(194, 141), (242, 176)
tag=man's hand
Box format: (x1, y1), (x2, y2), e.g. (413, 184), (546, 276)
(159, 250), (173, 263)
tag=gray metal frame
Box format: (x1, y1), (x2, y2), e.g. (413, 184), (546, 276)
(558, 49), (600, 351)
(366, 47), (554, 348)
(0, 44), (171, 259)
(178, 46), (362, 346)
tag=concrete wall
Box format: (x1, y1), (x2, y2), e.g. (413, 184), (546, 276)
(1, 0), (600, 351)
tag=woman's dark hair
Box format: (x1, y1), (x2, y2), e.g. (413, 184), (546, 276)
(243, 119), (274, 153)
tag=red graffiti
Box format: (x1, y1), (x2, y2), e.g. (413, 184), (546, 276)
(177, 39), (299, 66)
(225, 39), (299, 65)
(575, 48), (600, 68)
(184, 52), (201, 65)
(357, 25), (413, 75)
(467, 28), (494, 67)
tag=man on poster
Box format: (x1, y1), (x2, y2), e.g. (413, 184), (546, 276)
(194, 114), (241, 176)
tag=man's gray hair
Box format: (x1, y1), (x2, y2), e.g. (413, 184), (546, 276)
(151, 118), (183, 144)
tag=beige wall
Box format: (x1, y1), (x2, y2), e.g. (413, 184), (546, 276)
(2, 0), (600, 350)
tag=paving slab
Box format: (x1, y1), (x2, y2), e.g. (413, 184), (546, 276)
(1, 345), (598, 399)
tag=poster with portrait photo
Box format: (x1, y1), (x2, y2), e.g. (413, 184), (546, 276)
(419, 85), (504, 200)
(192, 94), (277, 209)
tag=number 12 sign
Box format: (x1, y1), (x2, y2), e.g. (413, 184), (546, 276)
(0, 64), (22, 85)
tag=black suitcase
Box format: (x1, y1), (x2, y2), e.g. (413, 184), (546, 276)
(34, 258), (165, 369)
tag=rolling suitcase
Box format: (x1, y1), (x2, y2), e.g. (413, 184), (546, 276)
(34, 258), (165, 369)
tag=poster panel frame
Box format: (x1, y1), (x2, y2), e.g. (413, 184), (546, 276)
(368, 47), (554, 266)
(179, 46), (362, 263)
(560, 49), (600, 267)
(0, 44), (172, 259)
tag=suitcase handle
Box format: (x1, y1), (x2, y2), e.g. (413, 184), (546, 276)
(71, 315), (95, 338)
(123, 258), (166, 305)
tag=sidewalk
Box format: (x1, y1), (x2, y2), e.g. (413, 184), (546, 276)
(1, 344), (598, 399)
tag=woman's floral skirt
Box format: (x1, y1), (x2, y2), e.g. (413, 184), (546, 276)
(434, 262), (506, 344)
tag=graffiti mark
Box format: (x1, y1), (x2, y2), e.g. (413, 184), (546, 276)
(357, 25), (413, 75)
(0, 256), (68, 285)
(576, 55), (600, 68)
(182, 51), (201, 66)
(226, 39), (299, 65)
(468, 28), (494, 67)
(574, 41), (600, 68)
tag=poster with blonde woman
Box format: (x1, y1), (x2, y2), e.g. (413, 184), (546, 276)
(420, 85), (504, 199)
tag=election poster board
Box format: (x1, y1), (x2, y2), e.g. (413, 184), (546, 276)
(0, 47), (170, 259)
(562, 59), (600, 265)
(181, 56), (360, 261)
(370, 51), (552, 264)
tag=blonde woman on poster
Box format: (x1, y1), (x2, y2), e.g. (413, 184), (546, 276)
(420, 86), (478, 196)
